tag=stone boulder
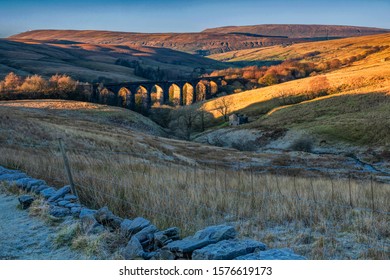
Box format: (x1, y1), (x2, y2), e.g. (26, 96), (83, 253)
(120, 217), (151, 237)
(94, 206), (123, 230)
(161, 227), (180, 240)
(79, 208), (104, 235)
(48, 185), (71, 202)
(122, 237), (146, 260)
(63, 194), (78, 202)
(25, 179), (46, 192)
(0, 167), (15, 175)
(40, 187), (57, 199)
(234, 248), (307, 260)
(192, 239), (266, 260)
(150, 249), (176, 260)
(13, 178), (34, 189)
(33, 185), (48, 195)
(154, 232), (170, 248)
(79, 208), (97, 218)
(133, 224), (158, 250)
(57, 200), (70, 207)
(154, 227), (180, 248)
(166, 225), (236, 257)
(18, 195), (34, 210)
(70, 206), (82, 217)
(0, 173), (28, 181)
(49, 206), (71, 217)
(65, 203), (81, 208)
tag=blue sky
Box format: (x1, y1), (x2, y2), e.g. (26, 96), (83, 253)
(0, 0), (389, 37)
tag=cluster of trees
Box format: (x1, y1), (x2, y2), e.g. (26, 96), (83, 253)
(0, 72), (89, 100)
(210, 60), (327, 86)
(167, 96), (233, 140)
(115, 59), (188, 80)
(168, 106), (209, 140)
(0, 72), (75, 92)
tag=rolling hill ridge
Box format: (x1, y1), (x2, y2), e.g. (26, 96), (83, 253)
(203, 24), (390, 38)
(10, 24), (390, 55)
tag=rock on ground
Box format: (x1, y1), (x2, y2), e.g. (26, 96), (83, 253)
(192, 239), (266, 260)
(94, 206), (123, 230)
(234, 248), (307, 260)
(79, 208), (104, 235)
(120, 217), (151, 237)
(18, 195), (34, 210)
(167, 225), (236, 257)
(48, 185), (71, 202)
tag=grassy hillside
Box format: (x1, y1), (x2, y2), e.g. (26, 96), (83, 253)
(0, 99), (276, 167)
(209, 33), (390, 62)
(0, 39), (222, 82)
(199, 34), (390, 148)
(0, 100), (167, 140)
(203, 24), (390, 38)
(0, 100), (388, 259)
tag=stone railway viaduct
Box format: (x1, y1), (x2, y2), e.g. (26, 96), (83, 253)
(91, 76), (227, 110)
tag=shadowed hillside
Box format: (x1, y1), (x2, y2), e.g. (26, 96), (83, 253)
(8, 30), (312, 55)
(0, 38), (223, 82)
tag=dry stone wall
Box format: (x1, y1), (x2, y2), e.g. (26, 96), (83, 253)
(0, 166), (306, 260)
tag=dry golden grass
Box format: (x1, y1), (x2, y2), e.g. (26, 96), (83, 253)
(0, 143), (389, 259)
(0, 99), (296, 168)
(204, 33), (390, 113)
(209, 33), (390, 62)
(196, 34), (390, 147)
(0, 100), (389, 259)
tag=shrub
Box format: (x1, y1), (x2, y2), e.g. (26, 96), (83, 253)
(259, 73), (278, 86)
(289, 138), (313, 153)
(231, 140), (257, 151)
(307, 76), (330, 98)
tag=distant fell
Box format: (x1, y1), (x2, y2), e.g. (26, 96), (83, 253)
(11, 24), (390, 55)
(203, 24), (390, 38)
(9, 30), (310, 55)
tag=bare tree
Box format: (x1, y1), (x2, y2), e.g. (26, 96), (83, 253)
(197, 107), (207, 132)
(49, 74), (77, 95)
(169, 106), (200, 140)
(3, 72), (21, 90)
(214, 96), (232, 121)
(20, 75), (48, 93)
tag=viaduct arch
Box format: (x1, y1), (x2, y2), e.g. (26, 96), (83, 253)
(92, 76), (225, 111)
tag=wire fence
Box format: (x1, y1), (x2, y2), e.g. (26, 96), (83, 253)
(0, 139), (389, 259)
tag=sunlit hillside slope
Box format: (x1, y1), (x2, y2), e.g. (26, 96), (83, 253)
(199, 34), (390, 148)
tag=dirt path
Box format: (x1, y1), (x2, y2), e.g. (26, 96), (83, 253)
(0, 194), (86, 260)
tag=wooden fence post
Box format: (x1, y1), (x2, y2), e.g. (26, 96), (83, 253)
(58, 138), (79, 201)
(250, 164), (255, 208)
(370, 175), (375, 212)
(348, 174), (353, 208)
